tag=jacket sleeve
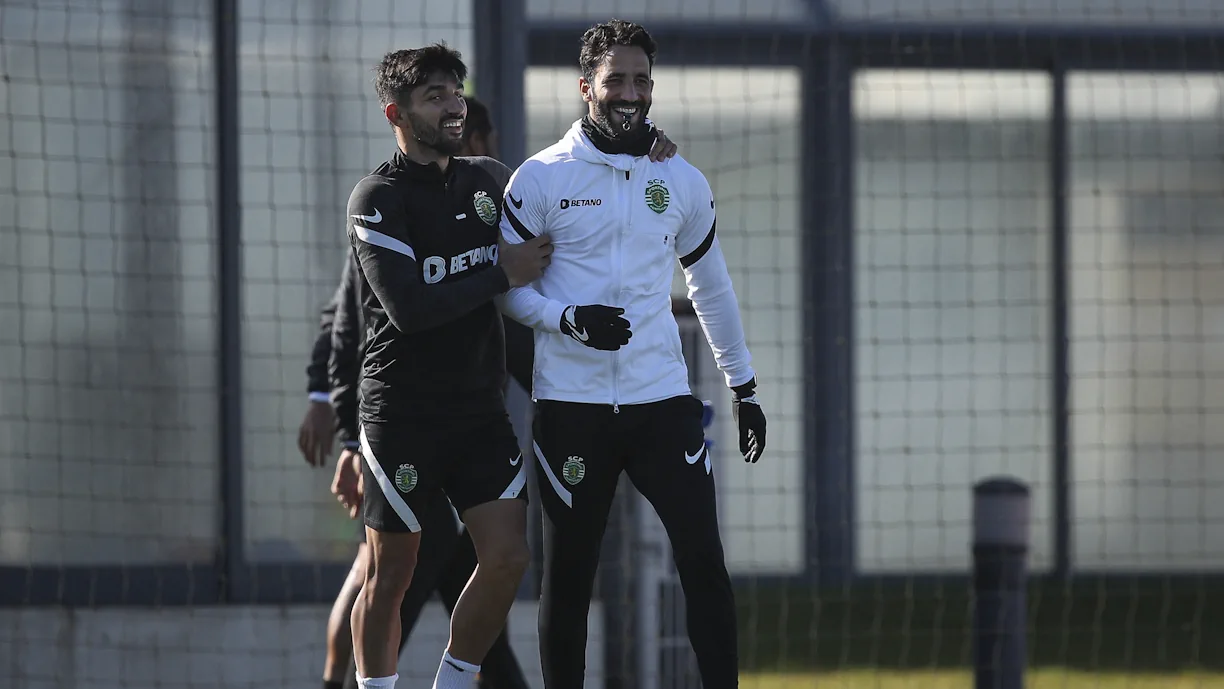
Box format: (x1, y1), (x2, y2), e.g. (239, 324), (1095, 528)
(348, 176), (511, 334)
(496, 160), (568, 334)
(306, 285), (338, 400)
(675, 167), (755, 389)
(328, 249), (361, 446)
(501, 314), (535, 393)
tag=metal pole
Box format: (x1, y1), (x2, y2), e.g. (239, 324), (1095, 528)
(972, 477), (1031, 689)
(214, 0), (244, 602)
(474, 0), (528, 168)
(806, 38), (856, 585)
(475, 0), (537, 604)
(1049, 67), (1072, 581)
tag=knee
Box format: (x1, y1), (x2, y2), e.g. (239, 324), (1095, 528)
(481, 537), (531, 580)
(365, 549), (418, 601)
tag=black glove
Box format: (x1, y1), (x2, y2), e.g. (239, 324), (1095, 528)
(560, 304), (632, 351)
(731, 378), (766, 463)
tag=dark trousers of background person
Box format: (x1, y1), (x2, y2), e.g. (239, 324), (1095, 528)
(343, 495), (531, 689)
(533, 395), (739, 689)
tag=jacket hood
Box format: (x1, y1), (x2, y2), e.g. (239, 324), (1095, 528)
(562, 119), (638, 172)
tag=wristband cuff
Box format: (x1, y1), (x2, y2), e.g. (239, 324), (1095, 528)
(731, 377), (757, 400)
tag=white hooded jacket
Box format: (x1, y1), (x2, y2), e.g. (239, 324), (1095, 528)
(497, 119), (754, 408)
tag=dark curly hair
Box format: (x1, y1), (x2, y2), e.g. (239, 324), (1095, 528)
(578, 19), (657, 81)
(463, 96), (493, 140)
(374, 43), (468, 107)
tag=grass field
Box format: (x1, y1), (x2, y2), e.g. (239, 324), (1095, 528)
(742, 671), (1224, 688)
(727, 580), (1224, 689)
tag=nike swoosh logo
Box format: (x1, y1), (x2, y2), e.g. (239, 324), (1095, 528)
(510, 453), (521, 466)
(508, 194), (523, 209)
(685, 446), (707, 465)
(351, 208), (382, 224)
(563, 310), (590, 342)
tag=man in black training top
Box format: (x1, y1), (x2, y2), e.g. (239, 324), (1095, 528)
(300, 97), (532, 689)
(498, 20), (768, 688)
(345, 45), (552, 689)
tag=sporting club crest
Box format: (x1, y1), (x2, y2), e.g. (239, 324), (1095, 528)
(473, 190), (498, 225)
(562, 455), (586, 486)
(394, 463), (418, 493)
(645, 179), (670, 214)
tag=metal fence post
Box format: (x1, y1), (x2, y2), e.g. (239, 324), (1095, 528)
(1049, 67), (1073, 581)
(213, 0), (244, 603)
(474, 0), (527, 167)
(804, 37), (856, 587)
(973, 477), (1031, 689)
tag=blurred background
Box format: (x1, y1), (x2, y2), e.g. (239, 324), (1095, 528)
(2, 0), (1224, 687)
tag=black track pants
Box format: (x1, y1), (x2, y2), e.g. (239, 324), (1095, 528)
(532, 395), (738, 689)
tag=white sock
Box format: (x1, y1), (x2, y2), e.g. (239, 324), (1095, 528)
(355, 673), (398, 689)
(432, 650), (480, 689)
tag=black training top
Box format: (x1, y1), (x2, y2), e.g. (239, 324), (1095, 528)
(346, 150), (514, 424)
(317, 246), (536, 445)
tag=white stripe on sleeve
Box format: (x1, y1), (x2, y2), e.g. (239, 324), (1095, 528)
(354, 225), (416, 260)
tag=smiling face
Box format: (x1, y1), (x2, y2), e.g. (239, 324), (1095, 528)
(385, 70), (467, 156)
(580, 44), (654, 140)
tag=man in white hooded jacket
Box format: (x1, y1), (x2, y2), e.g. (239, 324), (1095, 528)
(495, 19), (767, 689)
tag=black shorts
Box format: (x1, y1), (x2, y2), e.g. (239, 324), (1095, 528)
(359, 414), (528, 533)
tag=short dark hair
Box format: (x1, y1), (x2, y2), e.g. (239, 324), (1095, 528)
(463, 96), (493, 139)
(578, 19), (657, 81)
(374, 43), (468, 107)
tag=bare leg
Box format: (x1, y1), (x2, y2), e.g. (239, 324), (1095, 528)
(325, 544), (368, 683)
(352, 527), (421, 679)
(446, 499), (530, 664)
(434, 528), (532, 689)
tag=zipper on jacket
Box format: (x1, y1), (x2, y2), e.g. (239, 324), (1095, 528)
(612, 167), (627, 413)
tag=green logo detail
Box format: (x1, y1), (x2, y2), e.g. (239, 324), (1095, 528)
(473, 190), (498, 225)
(394, 464), (418, 494)
(562, 456), (586, 486)
(645, 179), (670, 214)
